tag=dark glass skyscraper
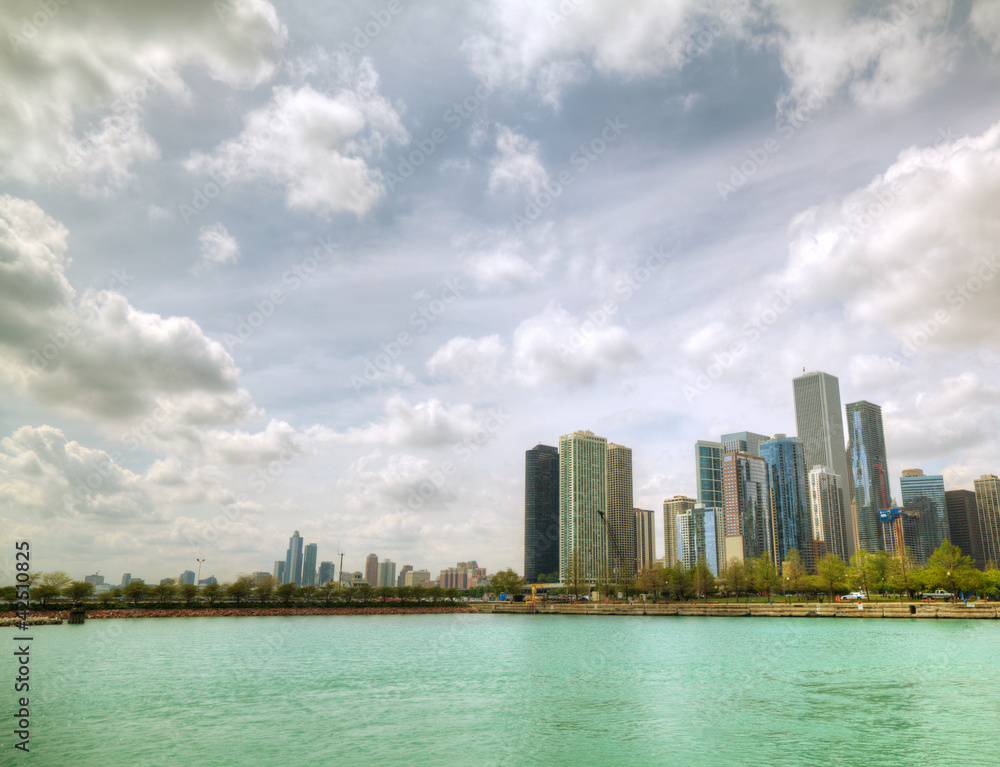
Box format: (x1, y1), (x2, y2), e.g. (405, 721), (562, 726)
(899, 469), (946, 564)
(760, 435), (813, 571)
(524, 444), (559, 584)
(945, 489), (984, 569)
(285, 530), (304, 586)
(846, 401), (888, 554)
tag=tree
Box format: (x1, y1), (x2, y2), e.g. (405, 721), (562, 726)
(870, 551), (893, 595)
(40, 571), (72, 592)
(566, 549), (586, 601)
(886, 547), (918, 601)
(123, 580), (150, 606)
(637, 566), (665, 600)
(692, 556), (715, 599)
(254, 575), (275, 604)
(816, 553), (848, 602)
(64, 581), (95, 602)
(201, 582), (222, 605)
(445, 587), (461, 602)
(33, 583), (62, 608)
(153, 582), (177, 604)
(355, 583), (374, 605)
(428, 585), (444, 603)
(227, 580), (251, 605)
(751, 553), (780, 600)
(781, 550), (808, 602)
(275, 582), (296, 605)
(536, 572), (559, 584)
(319, 582), (342, 605)
(178, 583), (198, 604)
(296, 585), (316, 603)
(97, 591), (116, 606)
(376, 586), (395, 602)
(0, 585), (18, 603)
(664, 563), (687, 601)
(927, 541), (977, 599)
(489, 569), (526, 600)
(396, 585), (413, 603)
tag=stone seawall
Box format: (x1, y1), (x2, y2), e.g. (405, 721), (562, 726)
(476, 601), (1000, 619)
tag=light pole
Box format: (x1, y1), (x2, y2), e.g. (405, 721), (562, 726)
(196, 558), (205, 587)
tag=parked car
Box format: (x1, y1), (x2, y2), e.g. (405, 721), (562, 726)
(921, 589), (953, 600)
(841, 591), (868, 600)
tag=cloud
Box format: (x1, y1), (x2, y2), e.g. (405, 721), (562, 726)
(427, 335), (507, 385)
(782, 121), (1000, 352)
(488, 125), (549, 197)
(184, 57), (408, 217)
(330, 395), (491, 448)
(0, 196), (254, 429)
(197, 222), (241, 270)
(464, 248), (544, 293)
(0, 0), (285, 193)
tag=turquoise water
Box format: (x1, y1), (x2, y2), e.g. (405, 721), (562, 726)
(2, 614), (998, 766)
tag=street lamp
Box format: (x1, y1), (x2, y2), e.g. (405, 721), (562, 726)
(196, 558), (205, 587)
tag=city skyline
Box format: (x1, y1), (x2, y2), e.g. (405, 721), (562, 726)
(4, 2), (1000, 583)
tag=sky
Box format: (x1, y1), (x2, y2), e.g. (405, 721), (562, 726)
(2, 0), (1000, 585)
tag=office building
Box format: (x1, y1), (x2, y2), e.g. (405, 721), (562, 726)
(879, 508), (921, 557)
(302, 542), (318, 587)
(377, 559), (396, 588)
(179, 570), (196, 586)
(695, 441), (724, 510)
(899, 469), (946, 564)
(808, 466), (848, 561)
(607, 444), (637, 577)
(406, 569), (431, 587)
(250, 571), (270, 585)
(364, 553), (379, 587)
(524, 444), (560, 583)
(635, 508), (656, 571)
(84, 574), (105, 586)
(722, 452), (772, 562)
(121, 573), (132, 587)
(676, 505), (719, 575)
(974, 475), (1000, 568)
(846, 400), (889, 554)
(198, 576), (217, 586)
(559, 430), (608, 584)
(663, 496), (696, 568)
(318, 561), (336, 586)
(273, 560), (285, 584)
(945, 490), (984, 569)
(793, 371), (855, 557)
(760, 435), (813, 571)
(721, 431), (771, 457)
(285, 531), (304, 586)
(396, 564), (413, 588)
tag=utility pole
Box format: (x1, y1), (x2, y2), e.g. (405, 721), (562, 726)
(196, 558), (205, 586)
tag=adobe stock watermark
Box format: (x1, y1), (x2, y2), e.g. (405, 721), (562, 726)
(395, 406), (509, 513)
(7, 0), (71, 53)
(222, 235), (338, 352)
(673, 1), (749, 68)
(30, 268), (136, 373)
(558, 246), (671, 360)
(349, 277), (465, 392)
(717, 88), (827, 201)
(897, 254), (999, 359)
(684, 286), (797, 402)
(512, 116), (629, 233)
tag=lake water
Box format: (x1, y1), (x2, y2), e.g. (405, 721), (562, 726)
(3, 614), (998, 766)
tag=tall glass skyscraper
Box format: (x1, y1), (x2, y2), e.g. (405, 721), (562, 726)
(899, 469), (946, 564)
(793, 371), (854, 558)
(677, 506), (719, 575)
(760, 435), (813, 571)
(524, 444), (559, 584)
(285, 531), (304, 586)
(809, 466), (847, 560)
(607, 444), (636, 577)
(721, 452), (772, 561)
(663, 495), (696, 568)
(635, 508), (655, 572)
(974, 475), (1000, 568)
(945, 489), (984, 569)
(302, 542), (318, 587)
(559, 430), (607, 583)
(846, 400), (889, 554)
(695, 440), (724, 509)
(721, 431), (771, 457)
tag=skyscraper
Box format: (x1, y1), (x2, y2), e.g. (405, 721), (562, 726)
(721, 431), (771, 457)
(721, 452), (772, 562)
(396, 564), (413, 588)
(318, 561), (336, 586)
(677, 506), (719, 575)
(524, 444), (560, 584)
(634, 508), (655, 571)
(879, 508), (921, 558)
(663, 496), (696, 568)
(559, 430), (607, 583)
(846, 401), (889, 554)
(945, 489), (984, 569)
(285, 531), (304, 586)
(808, 466), (848, 561)
(899, 469), (946, 564)
(302, 542), (318, 587)
(179, 570), (195, 586)
(793, 371), (854, 558)
(695, 441), (724, 510)
(273, 560), (285, 584)
(974, 475), (1000, 568)
(760, 435), (813, 571)
(377, 559), (396, 588)
(364, 553), (379, 587)
(606, 443), (637, 577)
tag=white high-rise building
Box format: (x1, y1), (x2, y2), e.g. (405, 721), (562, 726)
(559, 430), (608, 584)
(634, 508), (655, 571)
(377, 559), (396, 588)
(793, 371), (855, 558)
(663, 496), (696, 567)
(808, 465), (847, 561)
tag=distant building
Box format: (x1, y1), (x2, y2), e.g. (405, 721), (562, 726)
(524, 444), (559, 584)
(406, 569), (431, 587)
(364, 554), (379, 587)
(635, 508), (655, 571)
(945, 490), (984, 569)
(377, 559), (396, 588)
(251, 571), (270, 585)
(677, 505), (719, 575)
(760, 435), (813, 571)
(809, 466), (848, 561)
(607, 443), (637, 577)
(345, 572), (365, 588)
(846, 400), (889, 554)
(695, 441), (724, 510)
(318, 561), (336, 586)
(84, 574), (105, 586)
(159, 578), (174, 585)
(273, 560), (285, 584)
(121, 573), (132, 587)
(879, 508), (921, 558)
(396, 565), (413, 588)
(302, 543), (318, 587)
(198, 576), (217, 586)
(899, 469), (946, 564)
(285, 531), (304, 586)
(974, 475), (1000, 568)
(720, 431), (771, 457)
(663, 496), (696, 568)
(439, 562), (486, 590)
(722, 452), (771, 562)
(179, 570), (196, 586)
(559, 430), (608, 583)
(794, 371), (855, 558)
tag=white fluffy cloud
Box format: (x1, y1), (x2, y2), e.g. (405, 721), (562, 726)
(488, 126), (549, 197)
(0, 0), (285, 193)
(197, 222), (241, 270)
(185, 58), (408, 217)
(0, 196), (254, 429)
